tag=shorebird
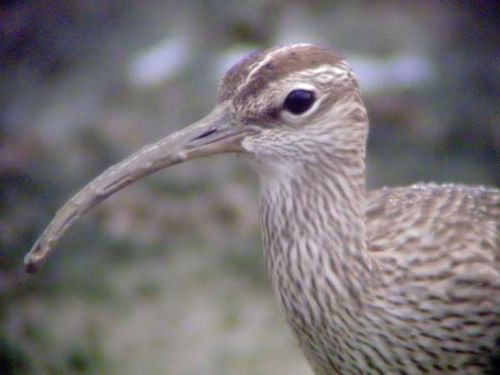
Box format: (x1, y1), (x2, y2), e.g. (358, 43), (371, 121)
(25, 44), (499, 374)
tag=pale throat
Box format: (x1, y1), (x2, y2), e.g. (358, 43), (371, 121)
(255, 147), (375, 309)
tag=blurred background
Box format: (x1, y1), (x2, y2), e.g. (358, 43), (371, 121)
(1, 1), (498, 374)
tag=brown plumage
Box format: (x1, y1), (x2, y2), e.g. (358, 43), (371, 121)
(25, 44), (499, 374)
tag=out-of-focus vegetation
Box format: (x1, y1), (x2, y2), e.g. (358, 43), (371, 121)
(1, 1), (498, 374)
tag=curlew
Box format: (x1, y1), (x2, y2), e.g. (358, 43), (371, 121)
(25, 44), (499, 374)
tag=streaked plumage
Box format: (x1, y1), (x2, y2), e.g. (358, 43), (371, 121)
(25, 44), (499, 374)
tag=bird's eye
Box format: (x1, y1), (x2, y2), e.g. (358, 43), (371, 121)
(283, 90), (315, 115)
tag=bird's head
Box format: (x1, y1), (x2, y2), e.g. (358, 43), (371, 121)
(217, 44), (368, 167)
(24, 44), (368, 272)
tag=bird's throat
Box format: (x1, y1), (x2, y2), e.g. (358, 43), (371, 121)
(258, 156), (375, 344)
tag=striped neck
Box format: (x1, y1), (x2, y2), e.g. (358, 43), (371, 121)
(255, 133), (378, 366)
(258, 150), (374, 301)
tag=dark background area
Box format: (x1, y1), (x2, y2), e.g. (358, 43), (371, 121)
(1, 1), (498, 374)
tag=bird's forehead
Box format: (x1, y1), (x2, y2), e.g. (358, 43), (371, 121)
(217, 44), (346, 104)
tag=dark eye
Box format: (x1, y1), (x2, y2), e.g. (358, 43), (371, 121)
(283, 89), (315, 115)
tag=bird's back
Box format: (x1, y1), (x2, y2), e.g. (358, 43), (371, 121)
(364, 183), (499, 372)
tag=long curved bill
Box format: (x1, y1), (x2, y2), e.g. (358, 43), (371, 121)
(24, 107), (258, 273)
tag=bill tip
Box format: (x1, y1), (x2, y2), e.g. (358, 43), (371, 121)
(24, 256), (42, 274)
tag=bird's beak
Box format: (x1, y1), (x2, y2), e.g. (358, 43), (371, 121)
(24, 106), (258, 273)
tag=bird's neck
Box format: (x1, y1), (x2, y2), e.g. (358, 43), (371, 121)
(257, 146), (376, 328)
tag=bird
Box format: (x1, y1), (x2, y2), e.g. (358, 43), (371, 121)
(25, 44), (499, 374)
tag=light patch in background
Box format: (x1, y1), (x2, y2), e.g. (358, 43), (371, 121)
(127, 37), (191, 88)
(347, 54), (435, 93)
